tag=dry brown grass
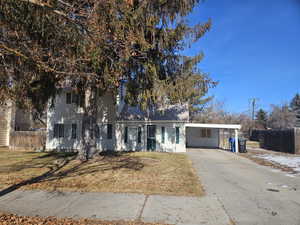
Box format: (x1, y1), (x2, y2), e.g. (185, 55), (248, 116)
(0, 149), (203, 196)
(246, 141), (260, 149)
(0, 212), (169, 225)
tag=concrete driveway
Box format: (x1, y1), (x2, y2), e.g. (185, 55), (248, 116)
(187, 148), (300, 225)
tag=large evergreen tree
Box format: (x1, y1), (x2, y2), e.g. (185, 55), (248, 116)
(0, 0), (214, 159)
(290, 93), (300, 126)
(255, 108), (268, 129)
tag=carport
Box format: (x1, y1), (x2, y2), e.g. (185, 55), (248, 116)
(185, 123), (241, 153)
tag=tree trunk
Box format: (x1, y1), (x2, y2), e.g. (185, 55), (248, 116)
(79, 89), (98, 161)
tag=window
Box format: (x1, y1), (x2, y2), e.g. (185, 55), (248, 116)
(59, 124), (64, 138)
(175, 127), (180, 144)
(124, 127), (128, 143)
(107, 124), (112, 139)
(161, 127), (165, 144)
(201, 128), (212, 138)
(54, 124), (64, 138)
(66, 93), (72, 104)
(72, 93), (79, 104)
(71, 124), (77, 139)
(138, 127), (142, 143)
(79, 93), (85, 108)
(54, 124), (59, 138)
(66, 92), (84, 107)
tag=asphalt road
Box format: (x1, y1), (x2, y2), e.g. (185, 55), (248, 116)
(188, 148), (300, 225)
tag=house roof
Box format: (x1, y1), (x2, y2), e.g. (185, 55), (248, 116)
(118, 103), (189, 121)
(185, 123), (241, 129)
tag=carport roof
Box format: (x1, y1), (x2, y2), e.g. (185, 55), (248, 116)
(185, 123), (241, 129)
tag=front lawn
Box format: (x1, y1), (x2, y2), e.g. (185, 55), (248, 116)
(0, 149), (203, 196)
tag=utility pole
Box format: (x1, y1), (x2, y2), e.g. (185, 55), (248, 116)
(249, 98), (259, 121)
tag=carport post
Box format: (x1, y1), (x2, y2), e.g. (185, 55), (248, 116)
(235, 129), (239, 153)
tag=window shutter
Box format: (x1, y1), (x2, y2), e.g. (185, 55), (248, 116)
(161, 127), (165, 144)
(107, 124), (112, 139)
(124, 127), (128, 143)
(138, 127), (142, 143)
(176, 127), (180, 144)
(71, 124), (77, 139)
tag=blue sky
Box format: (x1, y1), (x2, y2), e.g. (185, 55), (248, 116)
(184, 0), (300, 113)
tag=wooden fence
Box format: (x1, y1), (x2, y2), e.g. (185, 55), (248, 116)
(250, 128), (300, 154)
(9, 131), (46, 150)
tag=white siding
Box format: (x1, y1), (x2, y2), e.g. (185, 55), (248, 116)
(46, 90), (116, 151)
(115, 122), (145, 152)
(115, 122), (186, 153)
(186, 127), (219, 148)
(46, 89), (187, 153)
(0, 103), (12, 147)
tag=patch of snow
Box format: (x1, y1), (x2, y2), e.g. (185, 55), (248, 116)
(286, 174), (296, 178)
(270, 169), (280, 173)
(255, 154), (300, 173)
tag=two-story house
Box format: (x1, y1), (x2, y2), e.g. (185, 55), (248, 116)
(46, 85), (241, 153)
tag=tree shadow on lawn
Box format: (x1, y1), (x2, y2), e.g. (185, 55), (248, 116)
(0, 151), (145, 197)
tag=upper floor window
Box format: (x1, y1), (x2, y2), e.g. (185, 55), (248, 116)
(66, 92), (85, 107)
(66, 93), (72, 104)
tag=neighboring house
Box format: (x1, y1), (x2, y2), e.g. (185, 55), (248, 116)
(0, 102), (13, 147)
(0, 103), (36, 147)
(46, 87), (242, 153)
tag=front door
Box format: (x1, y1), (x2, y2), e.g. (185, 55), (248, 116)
(147, 125), (156, 151)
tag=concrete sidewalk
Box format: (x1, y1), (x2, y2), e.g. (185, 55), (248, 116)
(0, 189), (231, 225)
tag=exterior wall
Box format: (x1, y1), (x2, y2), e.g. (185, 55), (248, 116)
(116, 122), (186, 153)
(46, 90), (116, 151)
(186, 127), (219, 148)
(115, 122), (145, 152)
(0, 105), (11, 146)
(46, 89), (186, 153)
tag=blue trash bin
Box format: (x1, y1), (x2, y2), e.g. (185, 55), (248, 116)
(229, 137), (235, 152)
